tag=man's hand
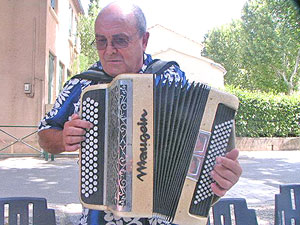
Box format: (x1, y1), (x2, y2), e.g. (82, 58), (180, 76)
(38, 114), (93, 154)
(210, 149), (242, 197)
(63, 114), (93, 152)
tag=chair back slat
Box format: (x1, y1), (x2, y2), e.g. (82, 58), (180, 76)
(211, 198), (258, 225)
(275, 184), (300, 225)
(0, 197), (56, 225)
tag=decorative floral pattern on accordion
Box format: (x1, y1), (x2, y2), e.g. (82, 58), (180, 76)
(107, 83), (129, 208)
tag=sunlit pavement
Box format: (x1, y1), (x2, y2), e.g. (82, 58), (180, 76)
(226, 151), (300, 225)
(0, 157), (82, 224)
(0, 151), (299, 225)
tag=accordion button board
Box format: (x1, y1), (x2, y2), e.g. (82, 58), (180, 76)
(79, 74), (239, 225)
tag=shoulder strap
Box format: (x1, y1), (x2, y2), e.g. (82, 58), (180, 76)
(144, 59), (179, 75)
(71, 69), (113, 83)
(70, 59), (179, 83)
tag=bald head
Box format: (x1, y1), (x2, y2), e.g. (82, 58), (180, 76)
(93, 1), (150, 77)
(96, 1), (147, 37)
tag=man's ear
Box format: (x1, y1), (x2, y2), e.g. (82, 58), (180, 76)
(142, 32), (150, 50)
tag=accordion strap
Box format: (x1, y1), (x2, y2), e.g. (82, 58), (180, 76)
(70, 59), (179, 83)
(144, 59), (180, 75)
(71, 69), (113, 83)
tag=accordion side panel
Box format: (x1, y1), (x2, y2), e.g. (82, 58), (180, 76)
(108, 73), (154, 218)
(173, 179), (208, 225)
(173, 88), (239, 225)
(200, 88), (239, 133)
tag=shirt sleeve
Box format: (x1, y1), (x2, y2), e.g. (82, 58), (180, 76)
(38, 78), (91, 131)
(155, 64), (187, 86)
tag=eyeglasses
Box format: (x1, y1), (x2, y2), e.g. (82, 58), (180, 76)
(91, 32), (139, 50)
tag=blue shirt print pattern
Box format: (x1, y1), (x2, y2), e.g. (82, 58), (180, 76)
(38, 53), (186, 225)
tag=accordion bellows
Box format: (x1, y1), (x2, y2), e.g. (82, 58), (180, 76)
(79, 74), (239, 225)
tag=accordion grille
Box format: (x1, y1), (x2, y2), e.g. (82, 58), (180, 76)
(153, 79), (210, 222)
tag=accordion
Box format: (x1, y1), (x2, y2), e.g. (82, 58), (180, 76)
(79, 74), (239, 225)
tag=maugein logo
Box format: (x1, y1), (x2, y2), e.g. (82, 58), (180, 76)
(136, 109), (150, 181)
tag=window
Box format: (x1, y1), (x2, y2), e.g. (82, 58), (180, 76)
(69, 4), (73, 37)
(67, 69), (72, 79)
(74, 17), (78, 46)
(58, 62), (65, 93)
(48, 53), (56, 104)
(50, 0), (56, 10)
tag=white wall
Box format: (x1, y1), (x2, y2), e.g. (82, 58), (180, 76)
(147, 25), (204, 59)
(152, 49), (225, 89)
(147, 25), (226, 89)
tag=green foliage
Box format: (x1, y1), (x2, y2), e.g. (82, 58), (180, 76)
(226, 86), (300, 137)
(203, 0), (300, 94)
(76, 1), (101, 72)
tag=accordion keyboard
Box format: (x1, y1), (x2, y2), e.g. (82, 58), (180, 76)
(80, 89), (107, 206)
(189, 103), (235, 217)
(81, 97), (100, 198)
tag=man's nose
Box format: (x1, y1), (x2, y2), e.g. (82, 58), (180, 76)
(104, 42), (117, 54)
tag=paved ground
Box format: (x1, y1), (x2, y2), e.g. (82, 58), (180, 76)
(0, 150), (299, 225)
(226, 151), (300, 225)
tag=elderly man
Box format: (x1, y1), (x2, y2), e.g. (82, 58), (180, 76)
(38, 1), (242, 224)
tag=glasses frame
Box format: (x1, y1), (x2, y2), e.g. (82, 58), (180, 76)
(91, 31), (141, 50)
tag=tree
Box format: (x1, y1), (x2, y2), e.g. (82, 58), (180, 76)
(76, 0), (101, 72)
(203, 0), (300, 94)
(202, 21), (248, 88)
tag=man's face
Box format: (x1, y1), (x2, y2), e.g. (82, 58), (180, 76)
(95, 11), (149, 77)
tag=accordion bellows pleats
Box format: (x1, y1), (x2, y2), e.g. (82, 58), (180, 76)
(79, 74), (239, 225)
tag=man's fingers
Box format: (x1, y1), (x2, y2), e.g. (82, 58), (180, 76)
(225, 148), (239, 160)
(64, 134), (85, 145)
(211, 169), (236, 190)
(211, 182), (227, 197)
(67, 114), (93, 129)
(62, 114), (92, 152)
(71, 114), (80, 120)
(210, 149), (243, 196)
(65, 143), (81, 152)
(215, 156), (242, 178)
(68, 119), (93, 129)
(65, 126), (87, 136)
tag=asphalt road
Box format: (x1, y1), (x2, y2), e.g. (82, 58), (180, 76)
(0, 150), (299, 225)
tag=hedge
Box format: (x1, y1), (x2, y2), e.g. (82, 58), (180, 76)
(225, 86), (300, 137)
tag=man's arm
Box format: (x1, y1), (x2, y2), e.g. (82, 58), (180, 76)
(38, 129), (65, 154)
(38, 114), (93, 154)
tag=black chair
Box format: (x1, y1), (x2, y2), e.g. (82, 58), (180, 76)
(207, 198), (258, 225)
(275, 184), (300, 225)
(0, 197), (56, 225)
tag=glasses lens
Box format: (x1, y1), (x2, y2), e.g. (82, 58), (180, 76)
(93, 34), (133, 50)
(95, 39), (107, 50)
(113, 37), (129, 49)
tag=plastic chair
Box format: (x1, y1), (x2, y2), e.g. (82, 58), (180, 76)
(208, 198), (258, 225)
(0, 197), (56, 225)
(275, 184), (300, 225)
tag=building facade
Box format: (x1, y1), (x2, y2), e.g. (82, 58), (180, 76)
(0, 0), (84, 154)
(147, 24), (226, 89)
